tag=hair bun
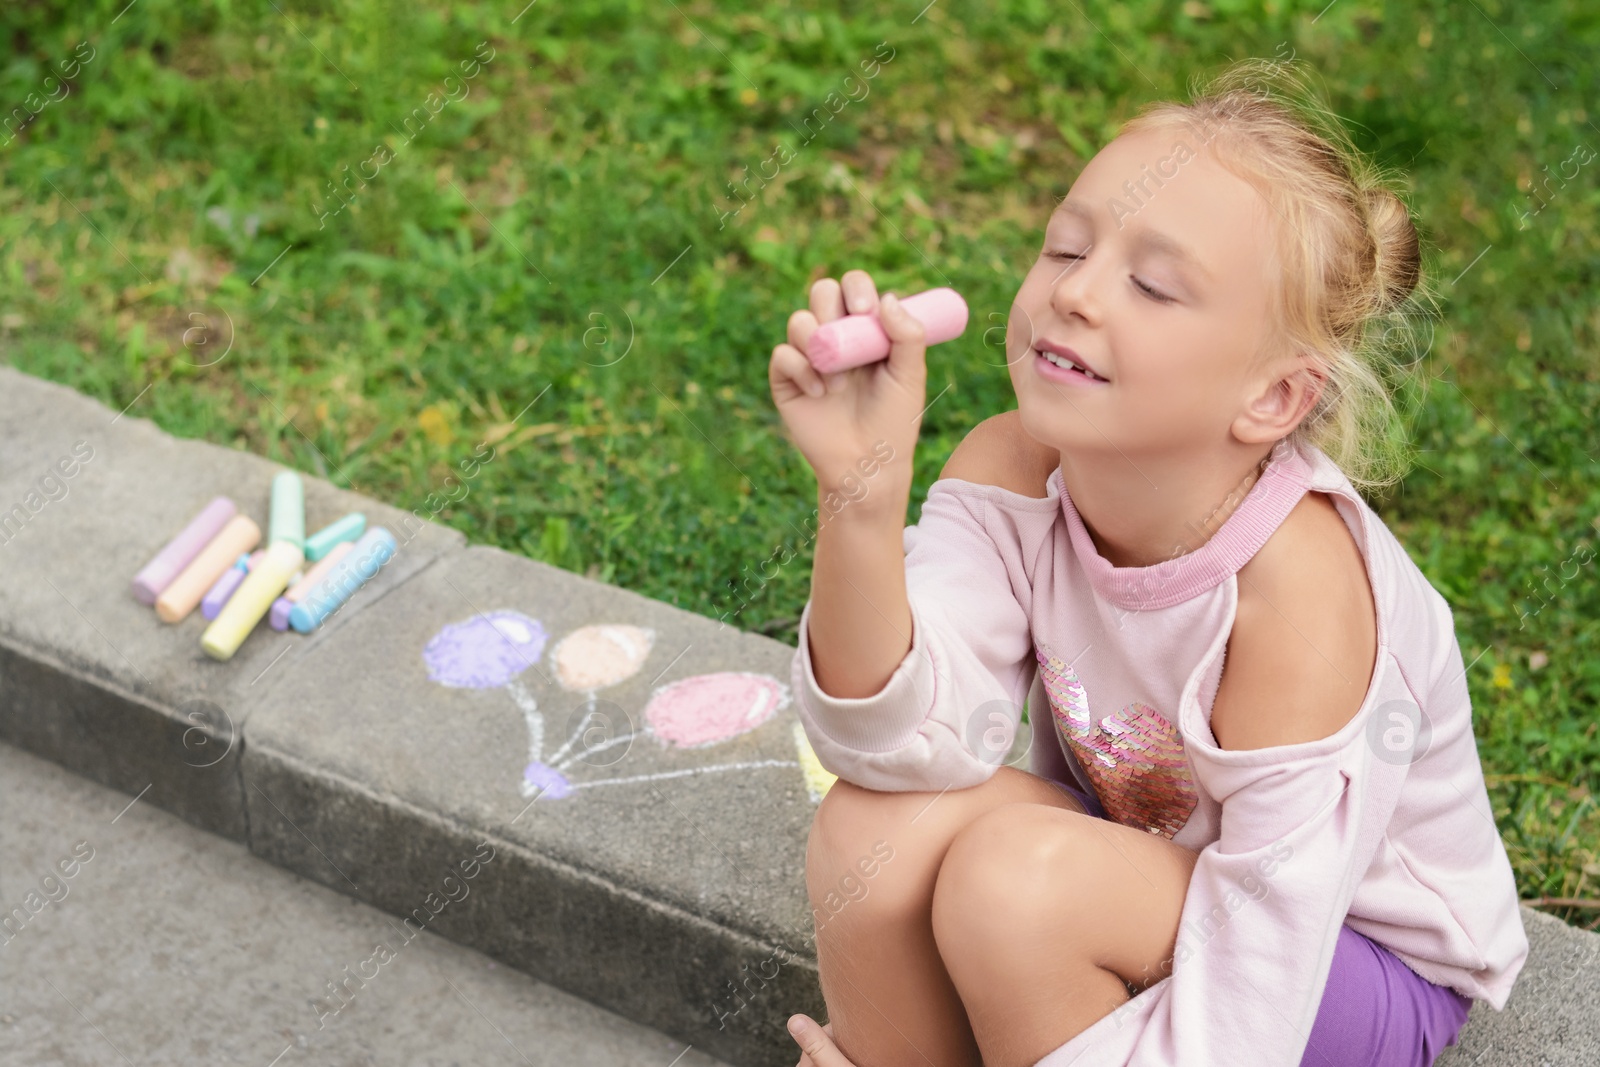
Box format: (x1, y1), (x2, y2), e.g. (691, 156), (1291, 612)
(1364, 187), (1420, 313)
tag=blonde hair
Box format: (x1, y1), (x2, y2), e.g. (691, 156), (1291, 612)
(1119, 58), (1434, 489)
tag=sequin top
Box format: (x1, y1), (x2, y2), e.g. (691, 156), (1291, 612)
(792, 441), (1528, 1066)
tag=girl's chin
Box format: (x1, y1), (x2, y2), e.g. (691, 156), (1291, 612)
(1012, 399), (1084, 448)
(1015, 395), (1145, 452)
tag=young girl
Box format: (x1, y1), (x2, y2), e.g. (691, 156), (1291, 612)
(767, 60), (1528, 1067)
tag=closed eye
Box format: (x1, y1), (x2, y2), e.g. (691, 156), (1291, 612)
(1045, 250), (1175, 304)
(1133, 276), (1174, 304)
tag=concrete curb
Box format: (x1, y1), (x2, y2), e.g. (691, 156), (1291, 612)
(244, 745), (821, 1063)
(0, 365), (824, 1065)
(2, 364), (1596, 1066)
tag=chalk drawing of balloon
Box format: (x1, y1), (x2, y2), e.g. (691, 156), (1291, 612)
(420, 610), (832, 805)
(644, 671), (784, 748)
(533, 670), (814, 801)
(423, 610), (551, 775)
(526, 624), (656, 798)
(553, 624), (655, 693)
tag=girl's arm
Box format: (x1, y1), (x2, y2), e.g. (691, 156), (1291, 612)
(769, 270), (930, 701)
(771, 271), (1041, 792)
(792, 431), (1041, 792)
(805, 487), (914, 701)
(809, 408), (1054, 700)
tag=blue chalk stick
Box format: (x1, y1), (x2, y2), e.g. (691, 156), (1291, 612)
(288, 527), (397, 633)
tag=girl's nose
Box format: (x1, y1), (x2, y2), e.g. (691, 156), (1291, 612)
(1049, 246), (1103, 326)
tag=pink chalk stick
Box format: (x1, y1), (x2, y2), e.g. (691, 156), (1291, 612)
(132, 496), (237, 605)
(285, 541), (354, 604)
(807, 287), (969, 374)
(268, 540), (355, 631)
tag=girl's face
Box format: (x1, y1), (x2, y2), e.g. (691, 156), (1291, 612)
(1005, 126), (1287, 462)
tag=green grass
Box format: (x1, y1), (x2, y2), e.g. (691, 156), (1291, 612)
(1, 0), (1595, 928)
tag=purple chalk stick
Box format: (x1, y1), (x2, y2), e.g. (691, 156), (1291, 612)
(133, 496), (237, 605)
(268, 596), (293, 632)
(200, 556), (251, 621)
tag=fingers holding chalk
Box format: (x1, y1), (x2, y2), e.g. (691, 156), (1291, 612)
(878, 291), (929, 380)
(770, 342), (827, 401)
(786, 307), (819, 356)
(809, 276), (845, 324)
(805, 287), (966, 374)
(839, 269), (879, 317)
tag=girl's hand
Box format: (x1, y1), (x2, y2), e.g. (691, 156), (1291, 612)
(768, 269), (928, 502)
(788, 1015), (856, 1067)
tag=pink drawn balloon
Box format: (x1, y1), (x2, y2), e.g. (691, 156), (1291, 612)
(551, 624), (655, 691)
(643, 671), (790, 749)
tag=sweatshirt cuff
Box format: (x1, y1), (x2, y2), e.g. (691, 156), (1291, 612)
(791, 597), (940, 754)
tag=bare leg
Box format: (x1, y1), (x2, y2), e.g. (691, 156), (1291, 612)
(931, 804), (1200, 1067)
(804, 767), (1090, 1067)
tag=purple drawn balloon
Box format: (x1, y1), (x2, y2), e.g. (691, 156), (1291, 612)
(424, 610), (549, 689)
(523, 761), (574, 799)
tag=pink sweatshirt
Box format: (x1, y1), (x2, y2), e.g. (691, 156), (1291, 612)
(791, 441), (1528, 1066)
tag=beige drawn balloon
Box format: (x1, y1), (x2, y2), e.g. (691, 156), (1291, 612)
(551, 624), (656, 692)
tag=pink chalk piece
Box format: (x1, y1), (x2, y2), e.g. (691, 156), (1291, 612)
(285, 541), (353, 604)
(268, 596), (293, 632)
(807, 287), (969, 374)
(131, 496), (237, 605)
(643, 671), (790, 749)
(551, 625), (656, 692)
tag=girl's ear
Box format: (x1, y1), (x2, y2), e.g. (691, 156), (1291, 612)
(1233, 358), (1324, 445)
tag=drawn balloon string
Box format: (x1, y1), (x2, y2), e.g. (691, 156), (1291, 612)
(422, 611), (838, 803)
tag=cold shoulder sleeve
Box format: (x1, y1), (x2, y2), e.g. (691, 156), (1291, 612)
(790, 483), (1041, 792)
(1035, 640), (1418, 1067)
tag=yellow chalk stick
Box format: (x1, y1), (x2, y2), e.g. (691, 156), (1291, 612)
(201, 540), (303, 661)
(156, 515), (262, 624)
(793, 720), (837, 803)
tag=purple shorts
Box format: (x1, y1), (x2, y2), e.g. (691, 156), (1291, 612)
(1301, 923), (1473, 1067)
(1060, 781), (1472, 1065)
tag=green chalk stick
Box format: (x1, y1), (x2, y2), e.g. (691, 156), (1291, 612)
(269, 471), (305, 549)
(305, 512), (366, 561)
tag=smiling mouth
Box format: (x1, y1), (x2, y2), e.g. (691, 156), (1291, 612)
(1035, 346), (1108, 382)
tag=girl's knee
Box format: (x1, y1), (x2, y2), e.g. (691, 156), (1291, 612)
(931, 804), (1082, 948)
(804, 781), (949, 924)
(809, 779), (899, 866)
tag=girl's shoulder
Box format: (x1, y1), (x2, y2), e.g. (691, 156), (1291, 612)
(937, 410), (1060, 500)
(1215, 487), (1380, 749)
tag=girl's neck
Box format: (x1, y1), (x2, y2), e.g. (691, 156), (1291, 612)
(1058, 446), (1276, 569)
